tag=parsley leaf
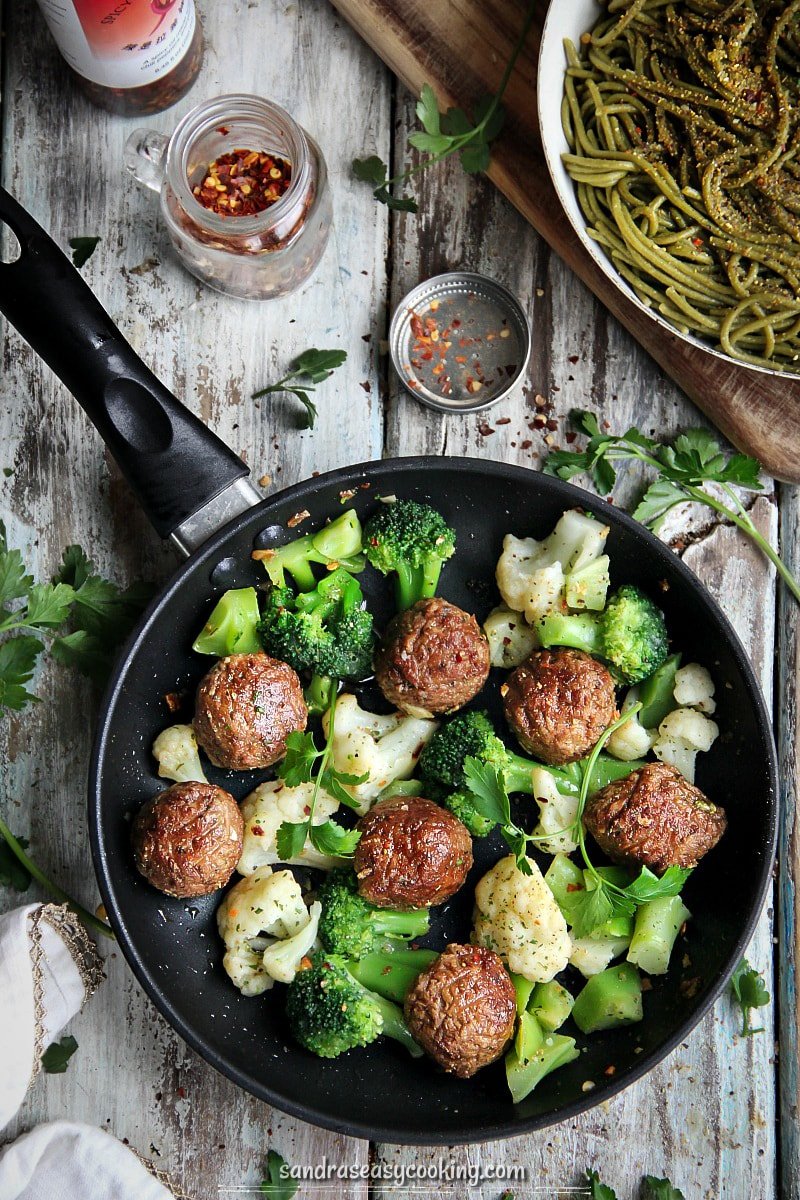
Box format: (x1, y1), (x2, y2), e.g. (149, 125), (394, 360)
(543, 410), (800, 606)
(0, 833), (31, 891)
(730, 958), (770, 1036)
(260, 1149), (298, 1200)
(278, 730), (321, 787)
(0, 522), (33, 605)
(252, 349), (347, 430)
(569, 884), (615, 940)
(0, 636), (43, 711)
(309, 818), (361, 858)
(624, 865), (692, 904)
(352, 155), (388, 186)
(587, 1168), (618, 1200)
(276, 819), (310, 862)
(463, 758), (511, 826)
(641, 1177), (685, 1200)
(69, 237), (100, 268)
(41, 1034), (79, 1074)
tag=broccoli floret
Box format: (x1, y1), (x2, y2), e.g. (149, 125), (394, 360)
(442, 790), (496, 838)
(285, 953), (422, 1058)
(317, 868), (430, 958)
(258, 567), (375, 681)
(258, 508), (365, 592)
(363, 499), (456, 611)
(537, 584), (668, 684)
(419, 711), (541, 804)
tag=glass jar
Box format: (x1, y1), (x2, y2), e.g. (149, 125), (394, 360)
(124, 94), (333, 300)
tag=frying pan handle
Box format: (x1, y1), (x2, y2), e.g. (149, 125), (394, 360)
(0, 187), (252, 540)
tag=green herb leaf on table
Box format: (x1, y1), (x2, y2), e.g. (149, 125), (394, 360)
(641, 1176), (686, 1200)
(252, 349), (347, 430)
(260, 1149), (298, 1200)
(69, 237), (100, 268)
(0, 636), (43, 711)
(0, 833), (31, 891)
(730, 958), (770, 1037)
(352, 155), (388, 185)
(587, 1168), (619, 1200)
(41, 1034), (78, 1074)
(543, 410), (800, 605)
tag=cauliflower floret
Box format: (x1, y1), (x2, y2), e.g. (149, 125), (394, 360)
(482, 606), (539, 668)
(606, 687), (655, 761)
(238, 779), (342, 872)
(152, 724), (208, 784)
(262, 900), (321, 985)
(472, 854), (571, 983)
(673, 663), (716, 714)
(530, 767), (579, 855)
(652, 708), (719, 784)
(569, 935), (630, 978)
(496, 509), (610, 624)
(322, 693), (438, 814)
(217, 866), (309, 996)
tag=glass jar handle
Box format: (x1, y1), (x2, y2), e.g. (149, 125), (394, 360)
(124, 129), (170, 193)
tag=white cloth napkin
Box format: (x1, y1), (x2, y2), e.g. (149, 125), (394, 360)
(0, 903), (179, 1200)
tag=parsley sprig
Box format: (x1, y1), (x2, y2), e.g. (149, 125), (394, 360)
(730, 958), (770, 1037)
(464, 707), (690, 936)
(352, 3), (535, 212)
(0, 814), (113, 939)
(252, 348), (347, 430)
(0, 529), (154, 714)
(275, 689), (366, 861)
(544, 411), (800, 605)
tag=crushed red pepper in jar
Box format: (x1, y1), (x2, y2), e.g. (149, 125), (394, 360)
(193, 149), (292, 216)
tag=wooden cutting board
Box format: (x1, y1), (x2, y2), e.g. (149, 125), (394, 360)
(330, 0), (800, 483)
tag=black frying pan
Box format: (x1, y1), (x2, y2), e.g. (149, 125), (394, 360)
(0, 188), (778, 1145)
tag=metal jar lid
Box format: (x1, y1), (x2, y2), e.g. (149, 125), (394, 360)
(389, 271), (532, 413)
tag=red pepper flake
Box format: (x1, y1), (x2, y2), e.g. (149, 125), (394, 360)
(546, 418), (559, 431)
(216, 125), (230, 135)
(287, 509), (311, 528)
(192, 148), (292, 216)
(177, 1087), (186, 1099)
(495, 417), (511, 425)
(565, 431), (577, 443)
(163, 691), (182, 713)
(566, 882), (585, 893)
(520, 439), (532, 449)
(477, 420), (494, 436)
(603, 1065), (617, 1077)
(568, 354), (579, 364)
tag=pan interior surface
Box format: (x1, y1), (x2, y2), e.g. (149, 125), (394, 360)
(90, 458), (776, 1143)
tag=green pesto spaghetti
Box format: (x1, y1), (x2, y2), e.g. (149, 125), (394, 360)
(562, 0), (800, 371)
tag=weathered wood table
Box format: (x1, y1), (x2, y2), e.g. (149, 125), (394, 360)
(1, 2), (795, 1197)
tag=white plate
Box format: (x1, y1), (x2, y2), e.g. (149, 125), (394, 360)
(537, 0), (794, 379)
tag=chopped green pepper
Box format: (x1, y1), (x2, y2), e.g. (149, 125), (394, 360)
(529, 981), (574, 1032)
(638, 653), (681, 729)
(627, 895), (690, 976)
(572, 962), (643, 1033)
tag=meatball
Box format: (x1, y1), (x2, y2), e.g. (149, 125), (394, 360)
(503, 647), (616, 764)
(374, 597), (490, 716)
(405, 944), (516, 1078)
(584, 761), (727, 873)
(353, 795), (473, 910)
(132, 781), (243, 898)
(193, 652), (307, 771)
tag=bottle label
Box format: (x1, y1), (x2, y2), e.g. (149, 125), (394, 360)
(36, 0), (196, 90)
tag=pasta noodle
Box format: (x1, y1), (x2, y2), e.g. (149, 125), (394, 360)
(561, 0), (800, 371)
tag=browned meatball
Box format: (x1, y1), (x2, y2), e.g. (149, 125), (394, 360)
(502, 647), (617, 765)
(353, 795), (473, 910)
(132, 781), (243, 898)
(193, 652), (307, 770)
(584, 761), (727, 873)
(405, 943), (516, 1078)
(374, 597), (490, 716)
